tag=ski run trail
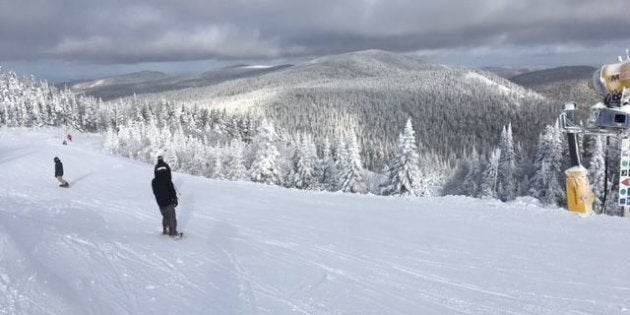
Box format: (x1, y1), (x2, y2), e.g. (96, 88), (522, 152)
(1, 127), (630, 315)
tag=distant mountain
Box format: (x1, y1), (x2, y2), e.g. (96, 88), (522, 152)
(126, 50), (556, 167)
(64, 65), (293, 100)
(509, 66), (600, 112)
(482, 66), (547, 79)
(509, 66), (597, 87)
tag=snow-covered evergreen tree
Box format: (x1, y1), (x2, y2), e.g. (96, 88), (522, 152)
(103, 127), (120, 153)
(529, 122), (565, 205)
(463, 147), (482, 197)
(480, 148), (501, 199)
(250, 119), (282, 185)
(209, 152), (224, 179)
(163, 149), (179, 172)
(225, 139), (248, 181)
(339, 131), (367, 193)
(290, 134), (317, 189)
(497, 124), (518, 201)
(382, 119), (423, 196)
(317, 137), (338, 191)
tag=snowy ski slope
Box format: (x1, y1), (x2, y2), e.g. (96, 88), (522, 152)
(1, 128), (630, 314)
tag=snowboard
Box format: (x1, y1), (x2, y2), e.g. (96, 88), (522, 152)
(59, 183), (70, 188)
(162, 232), (184, 240)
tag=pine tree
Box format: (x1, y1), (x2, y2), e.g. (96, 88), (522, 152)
(209, 151), (224, 179)
(529, 123), (565, 205)
(164, 149), (179, 172)
(497, 124), (518, 201)
(339, 131), (367, 193)
(462, 147), (481, 197)
(317, 137), (338, 191)
(480, 148), (501, 199)
(103, 127), (120, 153)
(382, 119), (423, 196)
(250, 119), (282, 185)
(225, 140), (248, 181)
(291, 134), (316, 189)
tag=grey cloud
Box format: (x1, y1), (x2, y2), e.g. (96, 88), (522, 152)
(1, 0), (629, 64)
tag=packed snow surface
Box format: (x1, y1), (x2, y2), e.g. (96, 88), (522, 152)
(1, 128), (630, 314)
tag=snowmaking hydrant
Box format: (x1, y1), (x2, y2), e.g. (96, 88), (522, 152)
(560, 56), (630, 215)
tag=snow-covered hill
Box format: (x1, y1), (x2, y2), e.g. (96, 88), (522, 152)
(64, 65), (292, 101)
(122, 50), (556, 166)
(1, 128), (629, 314)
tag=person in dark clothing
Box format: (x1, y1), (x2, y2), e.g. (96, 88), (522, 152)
(54, 157), (69, 187)
(151, 167), (179, 236)
(154, 155), (172, 182)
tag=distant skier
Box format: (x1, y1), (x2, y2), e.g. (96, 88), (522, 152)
(67, 133), (73, 142)
(151, 167), (180, 237)
(53, 157), (69, 187)
(154, 155), (172, 182)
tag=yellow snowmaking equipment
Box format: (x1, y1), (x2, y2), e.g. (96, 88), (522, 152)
(560, 56), (630, 215)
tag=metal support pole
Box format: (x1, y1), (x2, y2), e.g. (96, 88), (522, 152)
(567, 132), (581, 167)
(563, 104), (594, 214)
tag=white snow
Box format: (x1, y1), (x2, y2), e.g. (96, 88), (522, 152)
(71, 79), (107, 90)
(240, 65), (274, 69)
(1, 128), (630, 314)
(464, 72), (512, 94)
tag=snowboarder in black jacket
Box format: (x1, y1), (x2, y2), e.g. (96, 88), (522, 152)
(151, 167), (179, 236)
(54, 157), (69, 187)
(154, 156), (172, 182)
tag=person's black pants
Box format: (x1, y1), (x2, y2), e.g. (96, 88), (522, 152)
(159, 204), (177, 235)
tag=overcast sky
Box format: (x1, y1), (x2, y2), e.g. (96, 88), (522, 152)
(1, 0), (629, 81)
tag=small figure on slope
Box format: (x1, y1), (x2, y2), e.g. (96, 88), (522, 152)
(54, 157), (69, 187)
(151, 166), (180, 237)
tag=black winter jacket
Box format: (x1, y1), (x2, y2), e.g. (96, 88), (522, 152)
(151, 175), (177, 207)
(55, 161), (64, 177)
(154, 160), (172, 182)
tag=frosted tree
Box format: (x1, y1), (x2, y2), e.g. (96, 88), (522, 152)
(103, 127), (120, 153)
(291, 134), (316, 189)
(250, 119), (282, 185)
(587, 135), (606, 213)
(462, 147), (482, 197)
(480, 148), (501, 199)
(163, 148), (179, 172)
(382, 119), (423, 196)
(208, 151), (224, 179)
(528, 123), (565, 205)
(333, 133), (349, 189)
(515, 142), (531, 196)
(317, 137), (338, 191)
(225, 139), (248, 181)
(497, 124), (518, 201)
(339, 131), (367, 193)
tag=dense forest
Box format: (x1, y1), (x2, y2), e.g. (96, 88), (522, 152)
(0, 56), (622, 215)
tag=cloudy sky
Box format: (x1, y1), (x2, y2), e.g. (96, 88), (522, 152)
(1, 0), (629, 81)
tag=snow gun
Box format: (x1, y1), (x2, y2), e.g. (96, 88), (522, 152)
(559, 51), (630, 215)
